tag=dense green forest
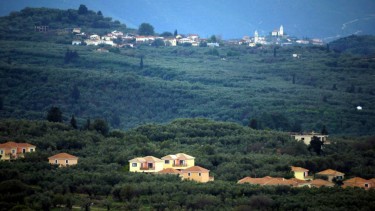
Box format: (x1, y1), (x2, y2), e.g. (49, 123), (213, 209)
(0, 7), (375, 135)
(0, 119), (374, 210)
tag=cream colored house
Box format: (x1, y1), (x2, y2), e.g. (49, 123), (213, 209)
(291, 132), (328, 145)
(291, 166), (311, 180)
(129, 156), (164, 173)
(161, 153), (195, 170)
(165, 38), (177, 46)
(48, 153), (78, 167)
(181, 166), (213, 183)
(0, 141), (36, 160)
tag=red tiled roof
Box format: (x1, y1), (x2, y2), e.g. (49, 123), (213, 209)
(310, 179), (334, 187)
(342, 177), (374, 189)
(182, 166), (209, 173)
(157, 168), (181, 175)
(291, 166), (309, 172)
(316, 169), (344, 176)
(238, 176), (272, 185)
(265, 178), (297, 186)
(344, 177), (368, 184)
(129, 156), (163, 163)
(0, 141), (35, 148)
(162, 153), (195, 160)
(48, 153), (78, 160)
(238, 176), (301, 186)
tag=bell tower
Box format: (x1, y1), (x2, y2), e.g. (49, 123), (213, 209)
(279, 25), (284, 36)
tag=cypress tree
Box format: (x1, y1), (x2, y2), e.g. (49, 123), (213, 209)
(140, 56), (144, 69)
(70, 115), (78, 129)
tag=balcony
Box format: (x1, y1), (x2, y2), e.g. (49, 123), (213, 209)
(173, 163), (188, 167)
(140, 166), (155, 170)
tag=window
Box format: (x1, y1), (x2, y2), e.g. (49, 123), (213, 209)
(199, 173), (201, 176)
(22, 148), (26, 153)
(165, 160), (170, 164)
(11, 149), (16, 154)
(55, 159), (58, 164)
(0, 150), (3, 154)
(30, 149), (34, 152)
(188, 173), (191, 177)
(148, 163), (153, 168)
(365, 183), (369, 188)
(66, 160), (69, 164)
(301, 138), (305, 141)
(132, 163), (137, 167)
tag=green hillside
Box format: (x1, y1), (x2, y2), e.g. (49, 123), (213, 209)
(0, 7), (375, 135)
(0, 6), (129, 42)
(0, 119), (374, 210)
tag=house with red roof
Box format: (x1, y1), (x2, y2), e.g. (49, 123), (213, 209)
(238, 176), (333, 188)
(129, 156), (164, 173)
(291, 166), (312, 180)
(0, 141), (36, 160)
(157, 168), (182, 175)
(316, 169), (345, 182)
(161, 153), (195, 170)
(342, 177), (375, 190)
(181, 166), (214, 183)
(237, 176), (309, 187)
(48, 153), (78, 167)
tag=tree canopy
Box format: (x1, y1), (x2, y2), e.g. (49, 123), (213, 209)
(138, 23), (155, 36)
(78, 4), (88, 15)
(47, 107), (62, 122)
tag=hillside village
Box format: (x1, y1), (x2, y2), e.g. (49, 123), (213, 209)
(70, 25), (324, 50)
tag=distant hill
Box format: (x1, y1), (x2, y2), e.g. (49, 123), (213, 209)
(0, 8), (374, 135)
(330, 35), (375, 56)
(0, 7), (131, 42)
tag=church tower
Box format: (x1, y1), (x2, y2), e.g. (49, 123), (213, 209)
(254, 30), (259, 43)
(279, 25), (284, 36)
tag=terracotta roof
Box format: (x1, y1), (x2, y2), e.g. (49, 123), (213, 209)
(176, 153), (195, 160)
(144, 156), (163, 162)
(129, 156), (163, 163)
(48, 153), (78, 160)
(265, 178), (297, 186)
(290, 178), (311, 184)
(161, 153), (195, 160)
(182, 166), (209, 173)
(291, 166), (309, 172)
(344, 177), (368, 184)
(342, 177), (374, 189)
(310, 179), (334, 187)
(238, 176), (271, 185)
(238, 176), (302, 186)
(316, 169), (344, 176)
(0, 141), (35, 148)
(157, 168), (181, 175)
